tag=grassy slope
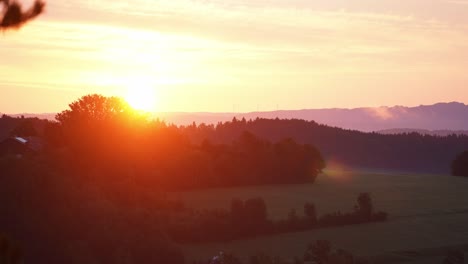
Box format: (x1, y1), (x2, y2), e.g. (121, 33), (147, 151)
(171, 170), (468, 262)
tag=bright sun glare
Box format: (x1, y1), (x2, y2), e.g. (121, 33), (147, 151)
(125, 86), (157, 112)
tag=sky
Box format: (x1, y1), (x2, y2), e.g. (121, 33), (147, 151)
(1, 0), (468, 113)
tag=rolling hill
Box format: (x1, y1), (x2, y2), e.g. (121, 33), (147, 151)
(158, 102), (468, 132)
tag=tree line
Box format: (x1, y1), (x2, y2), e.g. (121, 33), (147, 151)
(167, 193), (387, 244)
(41, 94), (326, 190)
(180, 118), (468, 174)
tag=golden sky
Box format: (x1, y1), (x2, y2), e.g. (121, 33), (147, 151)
(1, 0), (468, 113)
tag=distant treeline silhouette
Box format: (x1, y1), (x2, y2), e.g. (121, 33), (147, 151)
(180, 118), (468, 174)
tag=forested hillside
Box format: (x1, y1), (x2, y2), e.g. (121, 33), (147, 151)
(181, 118), (468, 174)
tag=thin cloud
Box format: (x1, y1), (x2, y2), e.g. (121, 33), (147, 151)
(2, 0), (468, 111)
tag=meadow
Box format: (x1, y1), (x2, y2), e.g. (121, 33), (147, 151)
(172, 170), (468, 263)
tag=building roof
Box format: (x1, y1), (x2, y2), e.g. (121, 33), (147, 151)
(14, 137), (28, 144)
(0, 136), (45, 154)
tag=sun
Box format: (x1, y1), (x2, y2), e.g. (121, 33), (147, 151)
(125, 86), (157, 112)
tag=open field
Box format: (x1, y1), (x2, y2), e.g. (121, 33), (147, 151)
(171, 170), (468, 263)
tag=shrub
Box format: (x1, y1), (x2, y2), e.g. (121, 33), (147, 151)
(304, 203), (317, 224)
(451, 151), (468, 177)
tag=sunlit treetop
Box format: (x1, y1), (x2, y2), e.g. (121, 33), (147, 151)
(1, 0), (45, 30)
(56, 94), (149, 126)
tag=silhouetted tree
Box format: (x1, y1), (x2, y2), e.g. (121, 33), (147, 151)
(451, 151), (468, 177)
(230, 198), (245, 223)
(304, 202), (317, 224)
(55, 94), (149, 164)
(356, 193), (373, 220)
(1, 0), (44, 30)
(287, 209), (300, 228)
(244, 198), (268, 224)
(43, 122), (63, 147)
(55, 94), (134, 125)
(9, 119), (37, 137)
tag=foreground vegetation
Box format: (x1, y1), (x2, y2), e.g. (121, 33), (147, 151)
(1, 94), (467, 263)
(168, 194), (387, 244)
(181, 172), (468, 263)
(0, 94), (324, 263)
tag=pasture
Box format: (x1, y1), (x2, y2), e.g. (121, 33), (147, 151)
(171, 170), (468, 263)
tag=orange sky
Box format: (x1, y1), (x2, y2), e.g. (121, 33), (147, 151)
(1, 0), (468, 113)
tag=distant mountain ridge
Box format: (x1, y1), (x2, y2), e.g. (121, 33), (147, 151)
(3, 102), (468, 132)
(157, 102), (468, 132)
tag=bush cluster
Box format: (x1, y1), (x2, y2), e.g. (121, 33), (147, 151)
(168, 193), (387, 243)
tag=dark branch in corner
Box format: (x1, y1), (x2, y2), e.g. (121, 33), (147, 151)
(1, 0), (45, 30)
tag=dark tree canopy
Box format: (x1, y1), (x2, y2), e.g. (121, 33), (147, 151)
(9, 119), (38, 137)
(356, 192), (373, 220)
(451, 151), (468, 177)
(47, 94), (326, 189)
(1, 0), (45, 30)
(183, 118), (468, 174)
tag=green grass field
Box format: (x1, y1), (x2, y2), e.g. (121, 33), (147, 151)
(170, 170), (468, 263)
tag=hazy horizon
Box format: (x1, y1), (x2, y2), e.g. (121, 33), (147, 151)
(1, 101), (466, 115)
(3, 101), (468, 132)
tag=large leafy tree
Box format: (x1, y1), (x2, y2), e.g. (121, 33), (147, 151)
(55, 94), (148, 164)
(356, 192), (373, 220)
(56, 94), (134, 126)
(1, 0), (45, 30)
